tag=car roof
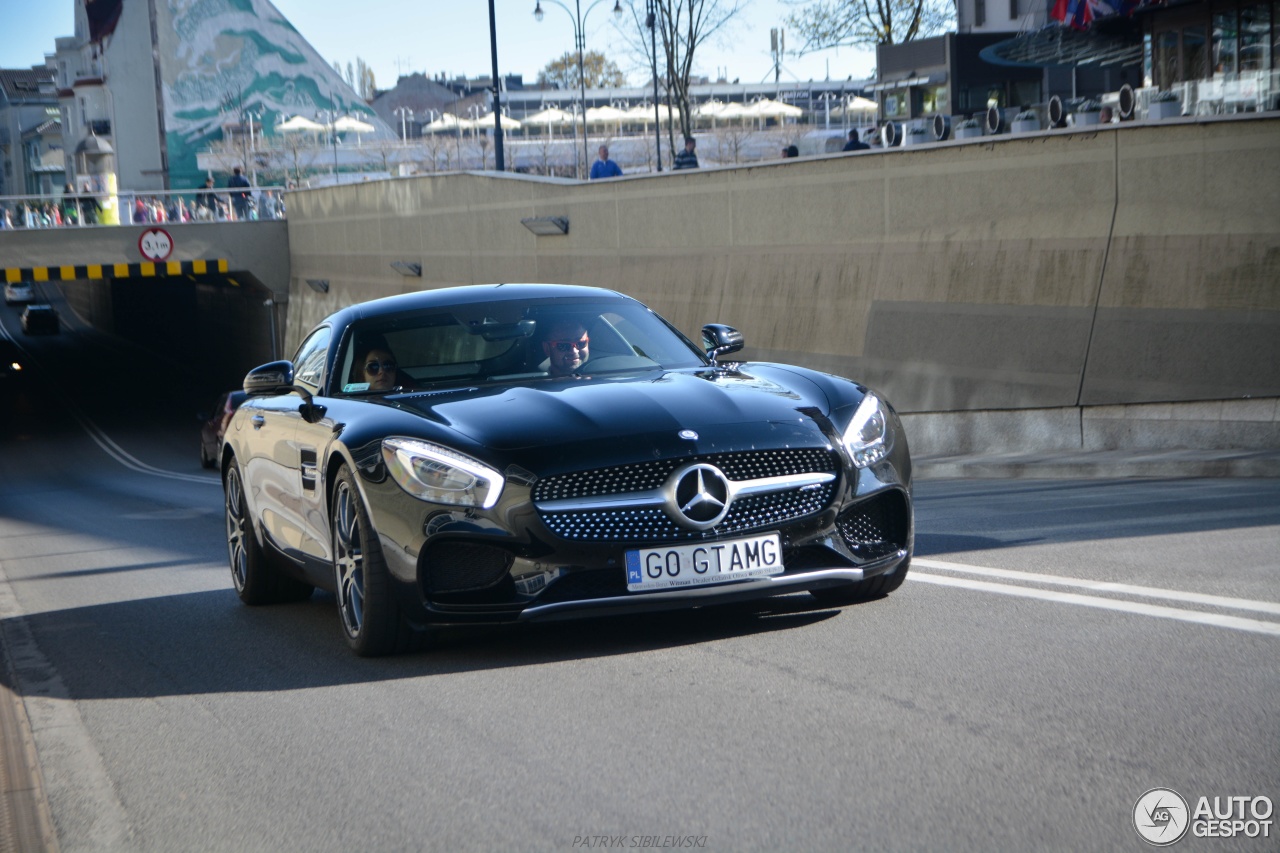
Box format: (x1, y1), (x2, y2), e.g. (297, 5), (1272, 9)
(321, 284), (631, 328)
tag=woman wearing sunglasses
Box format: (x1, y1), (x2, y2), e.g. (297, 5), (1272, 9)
(540, 320), (590, 377)
(350, 336), (414, 392)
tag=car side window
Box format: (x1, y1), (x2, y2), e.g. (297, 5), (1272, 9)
(292, 327), (331, 392)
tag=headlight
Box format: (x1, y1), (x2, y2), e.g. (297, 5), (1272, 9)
(842, 393), (890, 469)
(381, 438), (504, 509)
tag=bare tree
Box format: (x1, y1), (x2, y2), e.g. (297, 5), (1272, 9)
(784, 0), (955, 52)
(617, 1), (747, 150)
(710, 124), (755, 164)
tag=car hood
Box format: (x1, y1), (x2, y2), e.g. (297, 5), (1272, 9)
(392, 366), (840, 456)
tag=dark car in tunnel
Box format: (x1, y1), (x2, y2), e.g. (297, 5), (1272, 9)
(221, 284), (914, 656)
(200, 390), (247, 469)
(20, 304), (59, 335)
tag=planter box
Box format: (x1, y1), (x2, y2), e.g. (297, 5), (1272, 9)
(901, 131), (930, 147)
(1071, 111), (1101, 127)
(954, 125), (984, 140)
(1010, 117), (1040, 134)
(1148, 99), (1182, 120)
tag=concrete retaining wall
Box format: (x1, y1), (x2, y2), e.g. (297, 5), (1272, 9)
(284, 115), (1280, 428)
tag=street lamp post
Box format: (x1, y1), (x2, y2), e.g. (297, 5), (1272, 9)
(488, 0), (505, 171)
(534, 0), (622, 179)
(321, 110), (339, 177)
(394, 106), (413, 143)
(646, 0), (662, 171)
(245, 109), (262, 186)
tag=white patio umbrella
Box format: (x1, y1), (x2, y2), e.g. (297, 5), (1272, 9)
(476, 113), (521, 130)
(747, 98), (804, 119)
(523, 107), (573, 126)
(713, 102), (752, 121)
(332, 115), (376, 134)
(830, 96), (879, 118)
(276, 115), (326, 132)
(423, 113), (473, 133)
(585, 105), (630, 124)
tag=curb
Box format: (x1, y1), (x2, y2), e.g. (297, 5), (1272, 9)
(0, 642), (59, 853)
(914, 448), (1280, 480)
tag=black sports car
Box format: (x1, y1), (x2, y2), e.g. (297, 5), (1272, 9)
(222, 284), (913, 656)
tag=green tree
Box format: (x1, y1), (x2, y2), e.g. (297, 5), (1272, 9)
(537, 51), (629, 89)
(784, 0), (955, 52)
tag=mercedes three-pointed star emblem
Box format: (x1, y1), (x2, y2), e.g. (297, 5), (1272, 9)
(667, 463), (731, 530)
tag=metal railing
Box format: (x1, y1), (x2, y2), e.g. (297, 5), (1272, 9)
(0, 186), (288, 230)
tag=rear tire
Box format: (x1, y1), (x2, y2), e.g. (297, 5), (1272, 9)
(810, 559), (910, 606)
(225, 460), (314, 605)
(332, 465), (421, 656)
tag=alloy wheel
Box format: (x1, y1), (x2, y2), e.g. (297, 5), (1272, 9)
(333, 481), (365, 638)
(225, 467), (249, 592)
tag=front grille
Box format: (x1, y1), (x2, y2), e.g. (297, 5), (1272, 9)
(540, 484), (836, 542)
(534, 448), (839, 543)
(422, 541), (514, 594)
(533, 448), (838, 502)
(836, 491), (909, 561)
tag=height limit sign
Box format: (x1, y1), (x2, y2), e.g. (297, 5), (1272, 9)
(138, 228), (174, 262)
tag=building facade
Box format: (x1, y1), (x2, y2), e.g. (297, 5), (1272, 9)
(52, 0), (389, 192)
(0, 67), (63, 198)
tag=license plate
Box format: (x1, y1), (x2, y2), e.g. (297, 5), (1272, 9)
(625, 533), (784, 591)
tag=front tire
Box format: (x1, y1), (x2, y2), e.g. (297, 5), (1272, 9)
(331, 465), (419, 656)
(225, 460), (313, 605)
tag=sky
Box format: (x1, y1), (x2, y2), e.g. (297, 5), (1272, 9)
(0, 0), (875, 89)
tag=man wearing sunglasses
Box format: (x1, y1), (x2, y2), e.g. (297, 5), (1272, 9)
(540, 320), (590, 377)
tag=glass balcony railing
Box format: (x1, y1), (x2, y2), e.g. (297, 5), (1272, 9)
(0, 186), (288, 230)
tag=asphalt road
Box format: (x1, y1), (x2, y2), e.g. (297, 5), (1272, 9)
(1, 299), (1277, 852)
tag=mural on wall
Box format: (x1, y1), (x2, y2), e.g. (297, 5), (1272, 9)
(156, 0), (392, 187)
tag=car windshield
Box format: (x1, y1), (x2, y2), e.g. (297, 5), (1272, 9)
(334, 298), (708, 395)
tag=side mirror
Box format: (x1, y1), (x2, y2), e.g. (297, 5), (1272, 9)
(243, 360), (296, 396)
(701, 324), (744, 364)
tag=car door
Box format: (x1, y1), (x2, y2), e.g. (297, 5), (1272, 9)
(243, 326), (331, 564)
(289, 328), (338, 565)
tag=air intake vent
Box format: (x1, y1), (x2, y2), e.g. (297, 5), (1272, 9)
(422, 542), (513, 593)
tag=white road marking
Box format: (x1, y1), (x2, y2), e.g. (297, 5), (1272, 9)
(913, 557), (1280, 616)
(909, 567), (1280, 637)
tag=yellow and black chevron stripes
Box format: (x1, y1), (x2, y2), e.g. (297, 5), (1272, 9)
(3, 259), (229, 283)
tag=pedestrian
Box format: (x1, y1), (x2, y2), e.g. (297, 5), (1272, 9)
(781, 144), (799, 158)
(195, 176), (218, 221)
(78, 185), (100, 225)
(589, 145), (623, 179)
(60, 183), (80, 225)
(842, 129), (870, 152)
(673, 136), (699, 170)
(227, 166), (252, 220)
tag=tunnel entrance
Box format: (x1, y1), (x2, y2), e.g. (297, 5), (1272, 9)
(60, 270), (281, 394)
